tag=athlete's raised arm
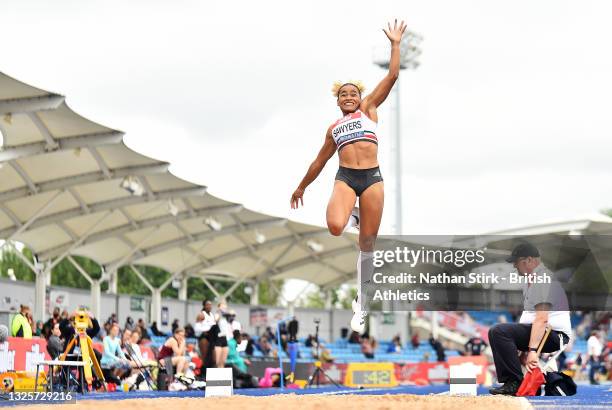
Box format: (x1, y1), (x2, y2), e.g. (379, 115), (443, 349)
(290, 126), (336, 209)
(361, 19), (407, 114)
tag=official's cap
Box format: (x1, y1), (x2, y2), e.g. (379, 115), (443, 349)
(506, 242), (540, 263)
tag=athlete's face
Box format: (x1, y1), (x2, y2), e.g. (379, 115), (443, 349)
(337, 84), (361, 113)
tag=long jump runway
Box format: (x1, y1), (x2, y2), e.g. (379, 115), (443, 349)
(1, 384), (609, 409)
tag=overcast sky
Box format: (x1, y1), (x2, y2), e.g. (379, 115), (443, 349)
(3, 0), (612, 238)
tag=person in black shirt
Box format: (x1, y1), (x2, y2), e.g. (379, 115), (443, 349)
(465, 336), (487, 356)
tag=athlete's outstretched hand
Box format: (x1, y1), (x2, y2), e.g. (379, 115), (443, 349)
(290, 187), (305, 209)
(383, 19), (407, 45)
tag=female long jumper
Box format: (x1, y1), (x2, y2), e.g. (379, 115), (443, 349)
(291, 20), (407, 333)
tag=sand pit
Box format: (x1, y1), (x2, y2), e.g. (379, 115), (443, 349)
(16, 394), (532, 410)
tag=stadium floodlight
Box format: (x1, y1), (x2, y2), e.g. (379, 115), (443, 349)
(306, 239), (324, 253)
(167, 198), (179, 216)
(254, 230), (266, 244)
(372, 29), (422, 235)
(205, 216), (222, 231)
(120, 175), (145, 196)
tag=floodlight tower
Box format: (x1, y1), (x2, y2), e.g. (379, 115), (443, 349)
(373, 31), (422, 235)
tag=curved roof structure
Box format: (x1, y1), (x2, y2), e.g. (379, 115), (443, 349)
(0, 72), (358, 298)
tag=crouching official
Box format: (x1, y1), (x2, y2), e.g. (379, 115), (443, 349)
(489, 243), (571, 396)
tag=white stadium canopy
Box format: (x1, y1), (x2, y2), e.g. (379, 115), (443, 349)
(0, 72), (359, 322)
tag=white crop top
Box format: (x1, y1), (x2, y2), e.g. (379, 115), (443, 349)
(330, 110), (378, 151)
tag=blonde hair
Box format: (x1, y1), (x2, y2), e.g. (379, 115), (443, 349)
(332, 80), (366, 97)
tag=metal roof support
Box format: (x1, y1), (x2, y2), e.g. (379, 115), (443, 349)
(33, 258), (51, 322)
(67, 255), (106, 319)
(184, 227), (326, 276)
(0, 93), (65, 115)
(250, 281), (259, 305)
(8, 160), (39, 195)
(0, 186), (207, 239)
(48, 210), (115, 270)
(129, 265), (155, 293)
(1, 240), (37, 272)
(8, 189), (64, 241)
(37, 203), (242, 261)
(0, 163), (170, 203)
(106, 226), (160, 275)
(200, 277), (221, 301)
(255, 240), (297, 281)
(0, 130), (124, 162)
(28, 112), (58, 150)
(134, 217), (285, 259)
(178, 275), (188, 301)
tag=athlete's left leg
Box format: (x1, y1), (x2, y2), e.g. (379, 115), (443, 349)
(350, 181), (384, 333)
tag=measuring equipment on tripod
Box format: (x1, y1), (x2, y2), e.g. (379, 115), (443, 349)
(59, 310), (105, 391)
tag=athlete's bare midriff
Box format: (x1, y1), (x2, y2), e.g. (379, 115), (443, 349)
(338, 140), (379, 169)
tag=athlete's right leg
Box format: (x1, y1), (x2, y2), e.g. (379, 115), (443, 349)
(326, 180), (357, 236)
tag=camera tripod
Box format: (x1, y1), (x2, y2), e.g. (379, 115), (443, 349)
(59, 313), (105, 391)
(306, 321), (340, 388)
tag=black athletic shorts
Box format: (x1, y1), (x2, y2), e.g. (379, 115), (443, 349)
(215, 336), (228, 347)
(335, 166), (383, 196)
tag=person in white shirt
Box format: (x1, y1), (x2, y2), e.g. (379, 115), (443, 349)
(226, 310), (242, 340)
(586, 330), (604, 384)
(489, 243), (571, 396)
(196, 300), (216, 369)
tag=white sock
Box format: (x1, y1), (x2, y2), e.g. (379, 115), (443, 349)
(357, 251), (374, 311)
(343, 215), (358, 232)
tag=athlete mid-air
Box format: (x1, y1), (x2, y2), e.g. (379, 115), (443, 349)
(291, 19), (407, 333)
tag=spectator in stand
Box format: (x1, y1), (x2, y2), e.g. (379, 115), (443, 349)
(34, 320), (44, 337)
(361, 336), (376, 359)
(121, 328), (132, 357)
(101, 322), (132, 383)
(258, 336), (273, 356)
(105, 313), (118, 328)
(587, 330), (604, 384)
(228, 310), (242, 334)
(171, 319), (180, 335)
(263, 326), (275, 342)
(226, 330), (259, 388)
(429, 334), (446, 362)
(124, 328), (156, 389)
(150, 321), (165, 337)
(46, 323), (63, 359)
(157, 327), (188, 377)
(411, 333), (420, 349)
(227, 330), (250, 373)
(11, 305), (32, 338)
(124, 316), (136, 332)
(184, 323), (195, 339)
(43, 307), (61, 339)
(195, 300), (217, 369)
(387, 335), (402, 353)
(137, 318), (150, 340)
(348, 331), (361, 344)
(305, 334), (315, 347)
(241, 333), (255, 356)
(465, 336), (487, 356)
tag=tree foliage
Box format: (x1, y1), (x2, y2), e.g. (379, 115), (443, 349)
(0, 245), (284, 306)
